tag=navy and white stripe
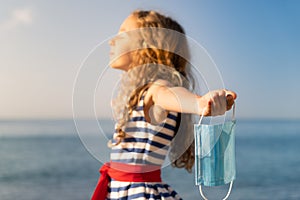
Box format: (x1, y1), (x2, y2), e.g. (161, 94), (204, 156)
(107, 180), (182, 200)
(110, 90), (178, 166)
(108, 90), (182, 200)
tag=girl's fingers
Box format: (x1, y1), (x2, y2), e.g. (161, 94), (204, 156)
(219, 90), (227, 114)
(209, 90), (227, 116)
(225, 90), (237, 100)
(205, 100), (212, 116)
(226, 95), (235, 110)
(200, 89), (237, 116)
(225, 90), (237, 111)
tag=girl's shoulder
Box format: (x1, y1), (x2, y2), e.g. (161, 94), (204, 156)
(146, 79), (171, 102)
(143, 79), (171, 123)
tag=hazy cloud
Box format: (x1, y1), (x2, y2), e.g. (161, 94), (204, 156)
(0, 7), (33, 31)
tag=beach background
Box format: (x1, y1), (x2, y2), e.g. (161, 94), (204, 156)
(1, 119), (300, 200)
(1, 1), (299, 200)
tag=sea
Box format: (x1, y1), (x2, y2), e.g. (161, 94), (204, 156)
(0, 118), (300, 200)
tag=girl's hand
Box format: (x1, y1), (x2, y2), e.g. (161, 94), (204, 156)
(198, 89), (237, 116)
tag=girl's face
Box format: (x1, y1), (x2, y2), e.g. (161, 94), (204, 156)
(109, 15), (139, 71)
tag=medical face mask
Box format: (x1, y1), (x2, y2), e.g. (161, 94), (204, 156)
(194, 105), (236, 200)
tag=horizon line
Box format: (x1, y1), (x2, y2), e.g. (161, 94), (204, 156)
(0, 116), (299, 121)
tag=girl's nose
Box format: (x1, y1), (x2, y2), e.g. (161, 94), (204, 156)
(109, 37), (116, 46)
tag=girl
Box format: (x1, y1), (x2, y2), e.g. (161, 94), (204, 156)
(92, 10), (237, 200)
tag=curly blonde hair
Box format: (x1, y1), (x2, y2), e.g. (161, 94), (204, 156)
(110, 10), (195, 172)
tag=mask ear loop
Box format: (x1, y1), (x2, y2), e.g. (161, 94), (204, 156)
(197, 103), (235, 200)
(232, 103), (236, 121)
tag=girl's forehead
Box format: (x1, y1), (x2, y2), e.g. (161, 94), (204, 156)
(119, 15), (138, 33)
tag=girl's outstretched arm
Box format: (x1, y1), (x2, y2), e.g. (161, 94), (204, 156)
(148, 80), (237, 116)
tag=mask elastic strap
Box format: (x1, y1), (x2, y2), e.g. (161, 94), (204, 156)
(199, 181), (233, 200)
(197, 108), (206, 125)
(232, 103), (236, 121)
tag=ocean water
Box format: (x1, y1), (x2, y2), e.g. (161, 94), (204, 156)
(0, 119), (300, 200)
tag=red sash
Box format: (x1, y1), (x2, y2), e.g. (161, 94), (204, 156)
(91, 162), (162, 200)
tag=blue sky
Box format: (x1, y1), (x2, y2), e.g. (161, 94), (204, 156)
(0, 0), (299, 119)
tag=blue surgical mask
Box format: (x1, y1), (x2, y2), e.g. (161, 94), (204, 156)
(194, 106), (236, 200)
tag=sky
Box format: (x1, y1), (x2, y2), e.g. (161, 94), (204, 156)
(0, 0), (299, 120)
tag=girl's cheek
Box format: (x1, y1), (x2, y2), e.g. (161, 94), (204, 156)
(118, 42), (133, 55)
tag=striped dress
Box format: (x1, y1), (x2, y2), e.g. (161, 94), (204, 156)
(108, 90), (182, 200)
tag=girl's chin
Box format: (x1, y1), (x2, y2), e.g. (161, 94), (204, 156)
(109, 54), (131, 70)
(109, 63), (128, 71)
